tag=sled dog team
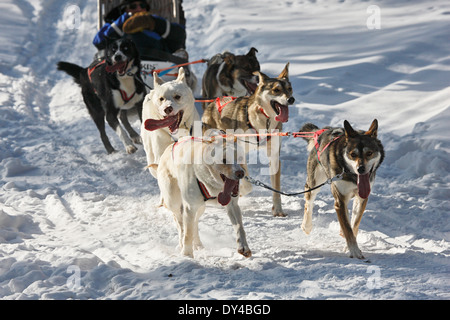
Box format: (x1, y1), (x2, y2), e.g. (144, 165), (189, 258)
(58, 43), (385, 260)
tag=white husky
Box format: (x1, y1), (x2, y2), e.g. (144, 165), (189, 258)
(157, 131), (252, 258)
(141, 67), (200, 178)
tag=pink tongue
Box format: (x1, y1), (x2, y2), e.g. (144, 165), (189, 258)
(218, 178), (239, 206)
(144, 115), (178, 131)
(275, 104), (289, 122)
(105, 60), (127, 73)
(357, 173), (371, 199)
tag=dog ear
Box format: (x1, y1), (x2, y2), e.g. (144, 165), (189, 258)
(247, 47), (258, 57)
(254, 71), (268, 85)
(224, 54), (236, 67)
(176, 67), (186, 83)
(344, 120), (358, 138)
(365, 119), (378, 138)
(278, 62), (290, 80)
(153, 72), (164, 88)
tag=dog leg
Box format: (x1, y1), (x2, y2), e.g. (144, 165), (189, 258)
(351, 196), (369, 237)
(193, 204), (205, 251)
(172, 207), (184, 251)
(331, 185), (364, 259)
(119, 109), (142, 145)
(301, 183), (321, 235)
(105, 110), (137, 154)
(226, 198), (251, 257)
(85, 99), (116, 154)
(270, 161), (285, 217)
(181, 203), (199, 258)
(267, 138), (285, 217)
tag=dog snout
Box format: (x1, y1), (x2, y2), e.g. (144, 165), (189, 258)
(164, 106), (173, 115)
(288, 97), (295, 105)
(114, 54), (123, 62)
(357, 165), (366, 174)
(235, 169), (245, 179)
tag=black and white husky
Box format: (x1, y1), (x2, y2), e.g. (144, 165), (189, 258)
(57, 38), (145, 154)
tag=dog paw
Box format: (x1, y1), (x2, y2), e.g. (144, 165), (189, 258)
(238, 247), (252, 258)
(347, 246), (365, 259)
(272, 208), (287, 217)
(132, 136), (142, 145)
(193, 241), (204, 251)
(182, 247), (194, 258)
(301, 221), (313, 235)
(126, 145), (138, 154)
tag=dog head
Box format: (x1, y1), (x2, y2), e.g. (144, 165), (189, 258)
(203, 130), (246, 206)
(343, 119), (385, 198)
(219, 47), (260, 95)
(253, 63), (295, 123)
(105, 38), (140, 76)
(143, 67), (195, 134)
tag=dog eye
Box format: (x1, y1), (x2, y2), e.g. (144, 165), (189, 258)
(366, 151), (373, 157)
(349, 152), (358, 158)
(273, 88), (280, 93)
(174, 95), (181, 100)
(122, 46), (129, 52)
(159, 97), (164, 102)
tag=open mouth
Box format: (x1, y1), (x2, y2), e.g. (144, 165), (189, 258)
(270, 100), (289, 123)
(144, 110), (184, 134)
(357, 168), (373, 199)
(105, 60), (129, 75)
(217, 174), (240, 206)
(242, 79), (258, 95)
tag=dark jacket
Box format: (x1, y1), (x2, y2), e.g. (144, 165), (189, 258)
(93, 12), (186, 55)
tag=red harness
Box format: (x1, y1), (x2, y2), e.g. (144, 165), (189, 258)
(215, 96), (237, 113)
(293, 129), (342, 162)
(88, 59), (106, 83)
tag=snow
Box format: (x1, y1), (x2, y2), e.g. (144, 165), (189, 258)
(0, 0), (449, 300)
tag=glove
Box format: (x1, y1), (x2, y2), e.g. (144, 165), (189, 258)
(123, 12), (155, 34)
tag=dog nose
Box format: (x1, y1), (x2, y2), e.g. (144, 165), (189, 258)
(114, 55), (122, 62)
(288, 97), (295, 105)
(164, 106), (173, 115)
(235, 170), (245, 179)
(357, 166), (366, 174)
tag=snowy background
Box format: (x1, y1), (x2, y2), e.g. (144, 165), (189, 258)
(0, 0), (449, 299)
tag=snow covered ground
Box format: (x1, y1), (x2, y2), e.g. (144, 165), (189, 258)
(0, 0), (449, 300)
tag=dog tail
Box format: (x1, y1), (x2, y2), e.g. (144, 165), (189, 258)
(57, 61), (83, 85)
(299, 123), (319, 152)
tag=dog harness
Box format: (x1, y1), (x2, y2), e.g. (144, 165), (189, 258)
(197, 179), (216, 201)
(245, 107), (273, 146)
(293, 128), (342, 162)
(215, 96), (237, 113)
(88, 59), (106, 83)
(118, 90), (136, 103)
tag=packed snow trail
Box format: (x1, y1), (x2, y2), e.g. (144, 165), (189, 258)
(0, 0), (449, 299)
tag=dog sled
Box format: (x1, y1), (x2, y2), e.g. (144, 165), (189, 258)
(97, 0), (192, 89)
